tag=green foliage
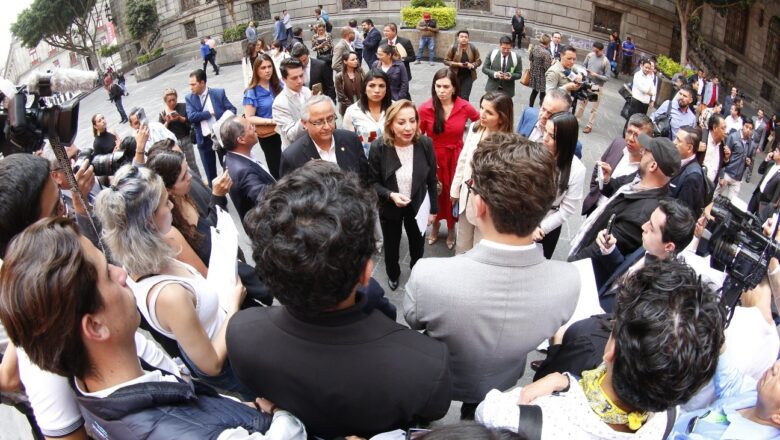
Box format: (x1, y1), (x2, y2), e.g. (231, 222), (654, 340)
(401, 6), (456, 30)
(410, 0), (446, 7)
(126, 0), (159, 45)
(656, 55), (695, 79)
(222, 23), (249, 43)
(99, 45), (120, 58)
(137, 47), (164, 65)
(11, 0), (97, 49)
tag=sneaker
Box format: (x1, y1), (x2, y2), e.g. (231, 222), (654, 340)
(388, 279), (399, 291)
(429, 62), (435, 66)
(414, 60), (421, 65)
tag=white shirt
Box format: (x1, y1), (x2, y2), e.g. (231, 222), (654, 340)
(595, 150), (639, 208)
(528, 121), (544, 143)
(314, 136), (338, 164)
(142, 121), (178, 152)
(199, 87), (218, 136)
(726, 115), (743, 134)
(541, 156), (586, 233)
(283, 13), (291, 29)
(480, 239), (537, 252)
(761, 163), (780, 193)
(228, 150), (273, 176)
(303, 62), (311, 87)
(703, 133), (721, 183)
(631, 70), (655, 104)
(395, 144), (414, 198)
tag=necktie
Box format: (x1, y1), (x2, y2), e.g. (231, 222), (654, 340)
(501, 55), (507, 72)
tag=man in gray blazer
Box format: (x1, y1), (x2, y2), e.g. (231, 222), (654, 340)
(273, 58), (312, 150)
(403, 133), (580, 419)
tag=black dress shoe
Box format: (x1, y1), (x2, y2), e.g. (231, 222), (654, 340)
(388, 279), (399, 291)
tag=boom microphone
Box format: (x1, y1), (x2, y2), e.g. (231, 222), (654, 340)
(26, 68), (98, 96)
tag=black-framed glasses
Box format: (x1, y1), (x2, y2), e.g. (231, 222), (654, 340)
(465, 178), (487, 204)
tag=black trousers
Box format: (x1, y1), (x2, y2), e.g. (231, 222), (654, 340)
(259, 133), (282, 180)
(529, 89), (546, 108)
(458, 73), (474, 101)
(511, 30), (524, 48)
(623, 98), (649, 135)
(540, 226), (562, 259)
(203, 53), (219, 74)
(381, 208), (425, 282)
(114, 97), (127, 121)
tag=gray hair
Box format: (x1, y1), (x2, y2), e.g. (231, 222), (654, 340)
(94, 165), (175, 276)
(301, 95), (336, 122)
(341, 26), (354, 38)
(628, 113), (654, 132)
(128, 107), (143, 121)
(546, 88), (572, 110)
(219, 116), (247, 151)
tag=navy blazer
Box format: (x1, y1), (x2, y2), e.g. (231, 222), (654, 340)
(597, 247), (647, 313)
(368, 136), (439, 221)
(225, 152), (275, 221)
(279, 129), (369, 182)
(185, 88), (237, 145)
(362, 27), (382, 67)
(308, 57), (336, 100)
(516, 107), (583, 159)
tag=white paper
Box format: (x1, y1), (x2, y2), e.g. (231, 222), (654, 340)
(415, 193), (431, 237)
(206, 206), (239, 312)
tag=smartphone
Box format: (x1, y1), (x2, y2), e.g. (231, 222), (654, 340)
(312, 83), (323, 95)
(605, 213), (617, 237)
(597, 164), (604, 190)
(137, 108), (148, 126)
(169, 111), (179, 117)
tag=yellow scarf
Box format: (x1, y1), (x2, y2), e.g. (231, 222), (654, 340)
(579, 363), (648, 431)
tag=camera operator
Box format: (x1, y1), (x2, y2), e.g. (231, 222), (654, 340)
(574, 42), (610, 134)
(41, 144), (101, 214)
(545, 46), (582, 96)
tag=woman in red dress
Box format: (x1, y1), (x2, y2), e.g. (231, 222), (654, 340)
(419, 68), (479, 249)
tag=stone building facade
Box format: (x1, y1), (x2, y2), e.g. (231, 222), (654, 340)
(694, 0), (779, 115)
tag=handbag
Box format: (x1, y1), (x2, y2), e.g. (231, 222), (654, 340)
(619, 83), (633, 101)
(520, 68), (531, 87)
(620, 100), (632, 120)
(255, 123), (278, 139)
(652, 98), (674, 139)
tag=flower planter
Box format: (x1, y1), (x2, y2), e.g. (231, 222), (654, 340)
(134, 53), (175, 82)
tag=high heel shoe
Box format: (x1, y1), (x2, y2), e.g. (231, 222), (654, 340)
(446, 234), (456, 250)
(427, 225), (440, 245)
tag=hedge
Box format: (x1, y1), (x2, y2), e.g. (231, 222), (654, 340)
(223, 23), (249, 43)
(137, 47), (164, 65)
(411, 0), (446, 6)
(656, 55), (695, 80)
(99, 45), (120, 58)
(401, 6), (456, 30)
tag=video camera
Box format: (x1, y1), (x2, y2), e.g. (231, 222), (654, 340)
(705, 196), (780, 319)
(0, 69), (96, 156)
(74, 144), (136, 177)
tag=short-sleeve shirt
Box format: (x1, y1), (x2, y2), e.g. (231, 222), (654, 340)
(243, 84), (276, 119)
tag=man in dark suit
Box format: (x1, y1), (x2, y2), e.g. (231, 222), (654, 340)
(670, 126), (707, 217)
(381, 23), (416, 80)
(228, 161), (451, 439)
(550, 32), (562, 60)
(582, 114), (655, 216)
(280, 95), (368, 181)
(290, 43), (336, 101)
(185, 69), (237, 185)
(592, 199), (696, 310)
(219, 116), (275, 221)
(516, 89), (582, 158)
(482, 36), (522, 98)
(361, 19), (382, 69)
(748, 143), (780, 219)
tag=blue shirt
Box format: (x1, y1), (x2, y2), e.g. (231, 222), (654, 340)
(243, 84), (277, 118)
(670, 356), (780, 439)
(274, 21), (286, 41)
(622, 41), (635, 57)
(652, 99), (697, 140)
(200, 43), (210, 59)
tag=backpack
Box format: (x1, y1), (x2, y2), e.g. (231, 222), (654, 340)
(652, 98), (674, 139)
(490, 49), (518, 73)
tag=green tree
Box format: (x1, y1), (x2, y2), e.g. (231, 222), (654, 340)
(126, 0), (159, 55)
(675, 0), (756, 67)
(11, 0), (103, 72)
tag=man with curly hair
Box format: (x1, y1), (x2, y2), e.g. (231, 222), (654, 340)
(227, 161), (452, 439)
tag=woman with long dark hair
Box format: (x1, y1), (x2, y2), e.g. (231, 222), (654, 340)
(528, 34), (553, 107)
(368, 100), (438, 290)
(343, 69), (391, 157)
(535, 111), (586, 258)
(372, 43), (409, 101)
(91, 113), (119, 155)
(335, 51), (364, 117)
(418, 68), (479, 249)
(243, 53), (284, 179)
(450, 92), (513, 253)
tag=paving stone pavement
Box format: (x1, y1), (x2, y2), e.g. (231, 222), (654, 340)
(0, 41), (763, 436)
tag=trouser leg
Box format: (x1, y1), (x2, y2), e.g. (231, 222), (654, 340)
(459, 75), (474, 101)
(381, 216), (403, 282)
(198, 137), (218, 185)
(403, 211), (425, 269)
(541, 226), (562, 259)
(115, 98), (127, 121)
(259, 133), (282, 180)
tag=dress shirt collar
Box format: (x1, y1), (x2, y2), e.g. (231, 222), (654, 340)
(681, 155), (697, 167)
(479, 239), (537, 251)
(286, 291), (369, 327)
(313, 136), (337, 163)
(198, 87), (209, 100)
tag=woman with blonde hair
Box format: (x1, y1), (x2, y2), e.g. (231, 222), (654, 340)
(368, 100), (438, 290)
(450, 92), (514, 253)
(95, 165), (250, 399)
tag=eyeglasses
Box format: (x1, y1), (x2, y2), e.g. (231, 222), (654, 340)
(465, 178), (487, 204)
(309, 115), (337, 128)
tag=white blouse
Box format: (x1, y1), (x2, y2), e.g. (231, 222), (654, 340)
(395, 144), (414, 198)
(343, 102), (385, 158)
(540, 156), (587, 234)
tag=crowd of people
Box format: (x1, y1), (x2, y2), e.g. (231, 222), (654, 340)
(1, 5), (780, 440)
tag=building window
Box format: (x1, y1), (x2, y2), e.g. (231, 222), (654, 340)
(723, 59), (738, 78)
(250, 1), (271, 22)
(49, 46), (57, 55)
(53, 59), (60, 68)
(342, 0), (367, 8)
(725, 6), (749, 53)
(70, 52), (78, 66)
(593, 6), (621, 35)
(764, 16), (780, 76)
(30, 49), (39, 65)
(181, 0), (199, 11)
(184, 20), (198, 40)
(761, 81), (774, 101)
(459, 0), (489, 12)
(96, 12), (104, 28)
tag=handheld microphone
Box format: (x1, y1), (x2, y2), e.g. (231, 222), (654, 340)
(26, 68), (98, 96)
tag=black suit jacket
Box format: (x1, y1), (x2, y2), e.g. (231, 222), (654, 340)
(226, 295), (452, 439)
(583, 138), (628, 216)
(380, 36), (415, 80)
(308, 57), (336, 100)
(368, 136), (439, 221)
(669, 159), (706, 216)
(225, 152), (275, 221)
(749, 159), (780, 217)
(279, 129), (369, 182)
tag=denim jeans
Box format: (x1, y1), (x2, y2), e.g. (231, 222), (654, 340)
(178, 343), (255, 401)
(417, 36), (435, 62)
